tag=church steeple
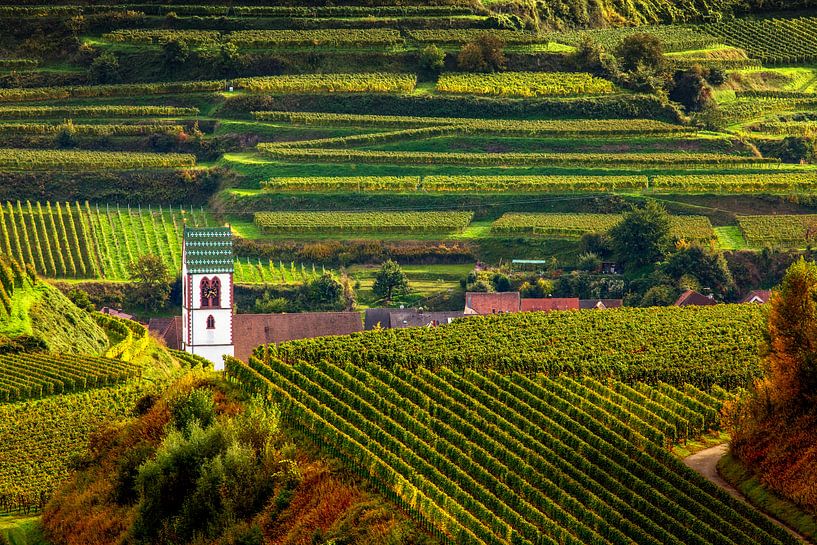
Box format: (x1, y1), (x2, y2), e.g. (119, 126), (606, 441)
(181, 227), (234, 370)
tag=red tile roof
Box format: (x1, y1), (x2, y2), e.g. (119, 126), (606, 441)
(674, 290), (717, 307)
(520, 298), (580, 312)
(464, 292), (520, 315)
(740, 290), (772, 304)
(579, 299), (624, 310)
(232, 312), (362, 361)
(149, 312), (363, 361)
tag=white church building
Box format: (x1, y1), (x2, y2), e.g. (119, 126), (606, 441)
(181, 226), (234, 370)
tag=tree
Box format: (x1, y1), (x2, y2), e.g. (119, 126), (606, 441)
(616, 33), (664, 73)
(574, 34), (616, 77)
(669, 65), (715, 112)
(163, 39), (189, 69)
(419, 44), (446, 74)
(639, 284), (678, 307)
(663, 243), (734, 298)
(218, 42), (241, 77)
(609, 200), (672, 270)
(298, 273), (344, 311)
(773, 135), (817, 164)
(766, 258), (817, 408)
(88, 52), (120, 84)
(128, 254), (171, 313)
(457, 34), (506, 72)
(490, 273), (512, 292)
(372, 259), (409, 303)
(67, 288), (95, 312)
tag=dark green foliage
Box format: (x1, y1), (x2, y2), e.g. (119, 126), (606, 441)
(617, 33), (665, 73)
(128, 253), (171, 313)
(418, 45), (446, 74)
(663, 244), (735, 298)
(170, 388), (216, 433)
(640, 284), (680, 307)
(298, 273), (345, 311)
(491, 273), (512, 292)
(372, 260), (410, 303)
(771, 136), (817, 164)
(609, 201), (672, 270)
(163, 40), (190, 69)
(0, 168), (228, 205)
(669, 66), (715, 112)
(67, 288), (95, 312)
(89, 52), (121, 85)
(0, 334), (48, 355)
(221, 90), (684, 122)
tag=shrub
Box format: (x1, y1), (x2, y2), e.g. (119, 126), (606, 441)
(457, 34), (506, 72)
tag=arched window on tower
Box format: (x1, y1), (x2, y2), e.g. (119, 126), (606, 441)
(200, 277), (221, 308)
(206, 315), (215, 329)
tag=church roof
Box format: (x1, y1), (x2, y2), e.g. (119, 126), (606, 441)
(184, 227), (234, 274)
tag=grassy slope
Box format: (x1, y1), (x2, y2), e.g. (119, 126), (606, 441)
(0, 282), (108, 355)
(0, 516), (47, 545)
(718, 453), (817, 543)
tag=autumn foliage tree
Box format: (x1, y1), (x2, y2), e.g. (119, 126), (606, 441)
(728, 258), (817, 514)
(765, 257), (817, 408)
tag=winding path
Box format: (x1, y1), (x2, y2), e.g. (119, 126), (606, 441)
(683, 443), (808, 542)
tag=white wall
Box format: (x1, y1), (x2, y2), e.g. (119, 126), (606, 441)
(189, 344), (234, 371)
(182, 269), (234, 371)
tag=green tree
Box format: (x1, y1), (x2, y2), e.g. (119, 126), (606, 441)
(372, 259), (409, 303)
(616, 33), (664, 73)
(609, 200), (672, 270)
(88, 52), (120, 84)
(298, 273), (344, 311)
(163, 39), (189, 69)
(67, 288), (95, 312)
(419, 44), (446, 74)
(639, 284), (678, 307)
(669, 65), (715, 112)
(663, 243), (734, 298)
(128, 254), (171, 313)
(457, 34), (506, 72)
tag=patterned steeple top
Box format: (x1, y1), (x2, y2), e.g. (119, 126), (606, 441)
(183, 227), (234, 274)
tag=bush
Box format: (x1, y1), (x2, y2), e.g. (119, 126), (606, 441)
(457, 34), (506, 72)
(419, 44), (446, 74)
(88, 52), (121, 84)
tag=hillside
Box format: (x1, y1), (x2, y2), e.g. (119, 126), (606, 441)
(0, 259), (108, 355)
(40, 374), (438, 545)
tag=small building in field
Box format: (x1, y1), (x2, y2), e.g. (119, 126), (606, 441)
(740, 290), (772, 304)
(674, 290), (717, 307)
(100, 307), (133, 321)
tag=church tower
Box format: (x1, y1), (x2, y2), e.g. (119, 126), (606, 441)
(181, 227), (234, 370)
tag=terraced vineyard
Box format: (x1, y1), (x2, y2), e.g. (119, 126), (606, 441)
(226, 356), (797, 545)
(254, 211), (474, 234)
(704, 16), (817, 63)
(490, 213), (715, 240)
(737, 214), (817, 247)
(436, 72), (616, 97)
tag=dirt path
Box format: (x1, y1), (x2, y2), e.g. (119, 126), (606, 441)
(684, 443), (807, 542)
(683, 443), (743, 501)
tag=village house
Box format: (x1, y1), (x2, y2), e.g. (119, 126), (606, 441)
(464, 292), (623, 315)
